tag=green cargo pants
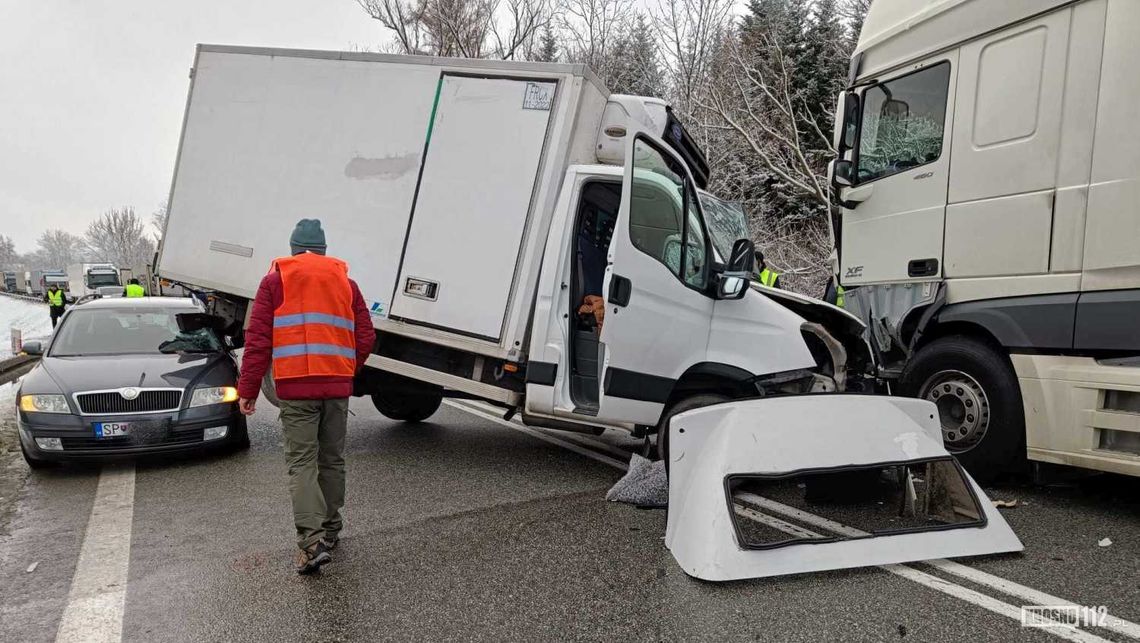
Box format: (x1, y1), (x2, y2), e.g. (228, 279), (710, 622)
(279, 398), (349, 549)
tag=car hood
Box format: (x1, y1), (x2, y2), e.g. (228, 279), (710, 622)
(751, 283), (865, 337)
(30, 352), (236, 395)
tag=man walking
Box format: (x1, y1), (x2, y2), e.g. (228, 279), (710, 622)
(237, 219), (375, 574)
(44, 283), (66, 328)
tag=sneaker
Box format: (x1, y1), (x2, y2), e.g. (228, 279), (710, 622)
(294, 543), (332, 575)
(320, 535), (339, 551)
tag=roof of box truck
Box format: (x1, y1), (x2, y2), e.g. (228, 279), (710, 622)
(853, 0), (1071, 80)
(196, 44), (609, 94)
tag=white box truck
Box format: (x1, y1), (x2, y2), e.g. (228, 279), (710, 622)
(828, 0), (1140, 478)
(67, 263), (122, 299)
(159, 45), (873, 445)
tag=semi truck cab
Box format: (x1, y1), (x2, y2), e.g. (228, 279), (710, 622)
(829, 0), (1140, 478)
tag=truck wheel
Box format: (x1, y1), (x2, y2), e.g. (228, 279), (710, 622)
(261, 373), (280, 408)
(899, 336), (1025, 481)
(371, 385), (443, 423)
(656, 394), (729, 466)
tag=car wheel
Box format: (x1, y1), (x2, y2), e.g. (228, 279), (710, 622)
(656, 394), (729, 469)
(20, 442), (55, 470)
(229, 417), (251, 451)
(899, 335), (1026, 481)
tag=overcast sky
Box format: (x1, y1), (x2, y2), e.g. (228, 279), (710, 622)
(0, 0), (382, 254)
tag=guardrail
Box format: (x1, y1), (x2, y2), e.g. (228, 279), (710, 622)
(0, 354), (39, 387)
(0, 291), (44, 303)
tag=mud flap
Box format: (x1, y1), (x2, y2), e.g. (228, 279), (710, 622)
(664, 395), (1023, 581)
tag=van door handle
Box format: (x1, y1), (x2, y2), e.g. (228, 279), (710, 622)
(609, 275), (632, 307)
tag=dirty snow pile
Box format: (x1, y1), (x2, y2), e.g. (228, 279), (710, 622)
(606, 454), (669, 508)
(0, 296), (51, 359)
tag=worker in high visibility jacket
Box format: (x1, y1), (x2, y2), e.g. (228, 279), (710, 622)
(236, 219), (375, 575)
(44, 284), (67, 328)
(753, 249), (782, 289)
(123, 278), (146, 298)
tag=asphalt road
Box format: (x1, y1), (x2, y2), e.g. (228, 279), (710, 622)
(1, 393), (1138, 642)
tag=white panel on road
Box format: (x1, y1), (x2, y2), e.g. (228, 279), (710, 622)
(389, 76), (555, 340)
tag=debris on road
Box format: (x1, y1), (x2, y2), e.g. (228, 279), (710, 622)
(606, 454), (667, 508)
(1098, 537), (1112, 547)
(992, 499), (1018, 508)
(25, 561), (38, 573)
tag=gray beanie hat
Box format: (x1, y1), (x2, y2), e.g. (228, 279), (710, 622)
(289, 218), (327, 255)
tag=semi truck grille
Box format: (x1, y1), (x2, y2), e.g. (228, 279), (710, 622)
(76, 390), (182, 414)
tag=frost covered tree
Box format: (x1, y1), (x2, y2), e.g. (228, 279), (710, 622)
(0, 234), (17, 271)
(34, 229), (85, 269)
(355, 0), (552, 59)
(534, 24), (560, 62)
(84, 207), (155, 269)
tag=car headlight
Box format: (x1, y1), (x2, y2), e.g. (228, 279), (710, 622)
(19, 394), (71, 414)
(189, 386), (239, 408)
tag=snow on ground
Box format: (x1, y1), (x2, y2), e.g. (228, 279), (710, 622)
(0, 295), (52, 359)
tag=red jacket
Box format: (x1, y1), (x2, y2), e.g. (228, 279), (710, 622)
(237, 268), (376, 400)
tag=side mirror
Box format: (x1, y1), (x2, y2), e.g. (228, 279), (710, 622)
(717, 238), (755, 300)
(836, 92), (860, 153)
(22, 341), (43, 356)
(833, 159), (854, 188)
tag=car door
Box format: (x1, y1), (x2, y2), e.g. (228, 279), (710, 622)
(595, 134), (714, 426)
(840, 53), (958, 286)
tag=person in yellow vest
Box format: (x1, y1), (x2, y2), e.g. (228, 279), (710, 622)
(44, 284), (67, 328)
(753, 249), (781, 289)
(123, 278), (145, 298)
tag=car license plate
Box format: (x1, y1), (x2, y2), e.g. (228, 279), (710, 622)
(94, 422), (130, 438)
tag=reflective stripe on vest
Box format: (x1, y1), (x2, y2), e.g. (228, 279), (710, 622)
(758, 268), (779, 288)
(47, 289), (64, 306)
(271, 252), (356, 380)
(125, 284), (145, 297)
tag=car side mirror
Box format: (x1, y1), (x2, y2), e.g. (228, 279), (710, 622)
(22, 341), (43, 356)
(717, 238), (755, 300)
(833, 159), (854, 188)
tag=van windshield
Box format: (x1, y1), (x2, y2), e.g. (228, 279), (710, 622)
(698, 193), (750, 262)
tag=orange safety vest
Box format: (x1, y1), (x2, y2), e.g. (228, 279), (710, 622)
(271, 252), (356, 380)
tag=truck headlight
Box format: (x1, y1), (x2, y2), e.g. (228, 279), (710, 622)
(189, 386), (239, 408)
(19, 394), (71, 414)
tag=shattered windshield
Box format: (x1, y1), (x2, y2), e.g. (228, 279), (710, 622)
(50, 308), (222, 356)
(698, 193), (750, 262)
(727, 458), (985, 550)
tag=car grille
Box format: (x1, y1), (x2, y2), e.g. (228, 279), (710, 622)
(76, 390), (183, 414)
(60, 430), (204, 450)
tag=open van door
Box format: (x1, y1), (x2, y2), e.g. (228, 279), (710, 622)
(595, 133), (715, 425)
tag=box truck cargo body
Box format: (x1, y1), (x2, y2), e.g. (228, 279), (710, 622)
(828, 0), (1140, 477)
(160, 45), (873, 437)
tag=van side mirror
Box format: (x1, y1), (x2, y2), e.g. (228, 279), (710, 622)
(833, 159), (854, 187)
(22, 341), (43, 356)
(717, 238), (755, 300)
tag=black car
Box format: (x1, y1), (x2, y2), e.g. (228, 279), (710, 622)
(16, 297), (248, 467)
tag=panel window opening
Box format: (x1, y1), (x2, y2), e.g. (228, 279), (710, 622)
(856, 62), (951, 183)
(727, 458), (986, 550)
(569, 181), (620, 411)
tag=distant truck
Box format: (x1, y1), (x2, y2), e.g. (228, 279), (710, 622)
(67, 263), (121, 299)
(30, 270), (68, 296)
(14, 272), (30, 295)
(159, 46), (874, 444)
(1, 272), (14, 292)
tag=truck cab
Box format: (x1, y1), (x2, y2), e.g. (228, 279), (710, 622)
(830, 0), (1140, 478)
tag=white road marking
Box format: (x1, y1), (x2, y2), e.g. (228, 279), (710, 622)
(55, 465), (135, 643)
(447, 400), (1129, 642)
(740, 493), (1140, 641)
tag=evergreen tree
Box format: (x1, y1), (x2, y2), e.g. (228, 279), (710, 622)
(536, 25), (559, 62)
(801, 0), (847, 128)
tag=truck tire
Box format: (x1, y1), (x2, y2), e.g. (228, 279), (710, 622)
(261, 373), (280, 408)
(656, 394), (729, 467)
(899, 335), (1025, 481)
(371, 384), (443, 423)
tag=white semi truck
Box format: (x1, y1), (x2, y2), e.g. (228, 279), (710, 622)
(159, 45), (874, 449)
(67, 262), (122, 299)
(829, 0), (1140, 478)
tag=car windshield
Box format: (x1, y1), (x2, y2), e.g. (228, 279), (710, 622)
(698, 193), (750, 262)
(50, 308), (222, 356)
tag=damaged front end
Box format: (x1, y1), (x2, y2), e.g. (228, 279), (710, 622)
(664, 395), (1022, 581)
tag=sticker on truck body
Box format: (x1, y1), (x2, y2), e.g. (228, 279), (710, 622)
(522, 82), (555, 111)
